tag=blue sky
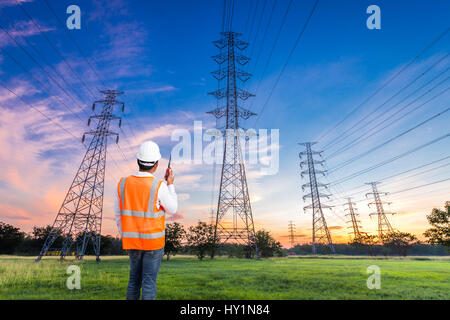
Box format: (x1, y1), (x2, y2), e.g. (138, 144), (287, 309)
(0, 0), (448, 246)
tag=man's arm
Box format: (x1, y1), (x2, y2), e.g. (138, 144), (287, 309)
(158, 182), (178, 214)
(114, 185), (122, 236)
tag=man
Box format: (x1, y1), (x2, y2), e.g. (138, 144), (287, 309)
(114, 140), (177, 300)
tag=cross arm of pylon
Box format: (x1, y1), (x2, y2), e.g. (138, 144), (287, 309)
(236, 70), (252, 82)
(365, 191), (389, 198)
(299, 151), (323, 158)
(237, 107), (256, 119)
(211, 69), (227, 80)
(303, 203), (333, 211)
(302, 182), (329, 190)
(235, 54), (250, 65)
(300, 159), (325, 167)
(236, 88), (255, 100)
(208, 88), (227, 99)
(300, 169), (327, 177)
(206, 107), (226, 119)
(303, 193), (331, 200)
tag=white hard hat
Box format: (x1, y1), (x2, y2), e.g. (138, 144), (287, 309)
(136, 140), (162, 163)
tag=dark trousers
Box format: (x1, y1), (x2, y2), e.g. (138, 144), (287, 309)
(126, 247), (164, 300)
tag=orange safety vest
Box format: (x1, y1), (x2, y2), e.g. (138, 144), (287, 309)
(117, 175), (165, 250)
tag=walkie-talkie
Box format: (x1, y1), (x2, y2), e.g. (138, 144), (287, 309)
(164, 154), (172, 181)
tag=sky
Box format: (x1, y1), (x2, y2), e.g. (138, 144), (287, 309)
(0, 0), (449, 248)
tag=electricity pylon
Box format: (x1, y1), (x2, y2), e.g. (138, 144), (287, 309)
(288, 221), (297, 248)
(207, 31), (258, 258)
(365, 182), (396, 239)
(299, 142), (335, 254)
(344, 197), (363, 238)
(35, 90), (124, 262)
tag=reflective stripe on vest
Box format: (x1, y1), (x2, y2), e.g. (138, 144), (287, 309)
(122, 230), (165, 239)
(118, 175), (165, 250)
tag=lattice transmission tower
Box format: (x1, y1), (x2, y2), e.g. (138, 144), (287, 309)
(299, 142), (335, 254)
(365, 182), (396, 239)
(207, 31), (258, 257)
(288, 221), (297, 248)
(35, 90), (124, 262)
(344, 197), (363, 239)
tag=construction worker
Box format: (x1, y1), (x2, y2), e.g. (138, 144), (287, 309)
(114, 140), (177, 300)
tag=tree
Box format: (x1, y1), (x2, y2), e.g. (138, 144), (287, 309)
(165, 222), (185, 261)
(424, 201), (450, 250)
(30, 225), (64, 252)
(350, 234), (379, 256)
(0, 221), (25, 254)
(186, 222), (216, 260)
(255, 229), (283, 258)
(382, 231), (418, 256)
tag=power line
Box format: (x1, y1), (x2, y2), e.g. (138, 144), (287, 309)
(40, 0), (139, 167)
(0, 11), (89, 112)
(329, 132), (450, 186)
(0, 45), (87, 123)
(317, 27), (450, 143)
(390, 177), (450, 195)
(15, 0), (97, 100)
(322, 54), (449, 150)
(250, 0), (278, 75)
(329, 105), (450, 172)
(326, 76), (450, 160)
(328, 154), (450, 200)
(0, 80), (126, 180)
(43, 0), (106, 89)
(244, 0), (293, 115)
(253, 0), (319, 126)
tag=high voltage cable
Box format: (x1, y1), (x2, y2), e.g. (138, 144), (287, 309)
(0, 81), (80, 140)
(329, 105), (450, 172)
(329, 132), (450, 186)
(243, 0), (254, 35)
(0, 35), (133, 173)
(250, 0), (278, 74)
(248, 0), (267, 60)
(322, 53), (449, 150)
(0, 20), (88, 117)
(380, 155), (450, 182)
(331, 154), (450, 199)
(0, 45), (87, 123)
(245, 0), (293, 115)
(43, 0), (106, 89)
(317, 27), (450, 143)
(44, 0), (142, 167)
(0, 11), (89, 111)
(246, 0), (260, 42)
(253, 0), (319, 126)
(0, 19), (134, 169)
(5, 3), (136, 161)
(383, 165), (450, 191)
(326, 68), (449, 158)
(15, 0), (98, 100)
(41, 0), (138, 166)
(326, 76), (450, 160)
(390, 177), (450, 195)
(0, 80), (126, 180)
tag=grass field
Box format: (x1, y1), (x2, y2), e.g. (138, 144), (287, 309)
(0, 255), (449, 299)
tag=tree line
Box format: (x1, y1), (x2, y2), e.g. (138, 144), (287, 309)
(1, 201), (448, 258)
(0, 221), (283, 259)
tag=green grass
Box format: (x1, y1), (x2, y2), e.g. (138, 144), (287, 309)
(0, 255), (449, 299)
